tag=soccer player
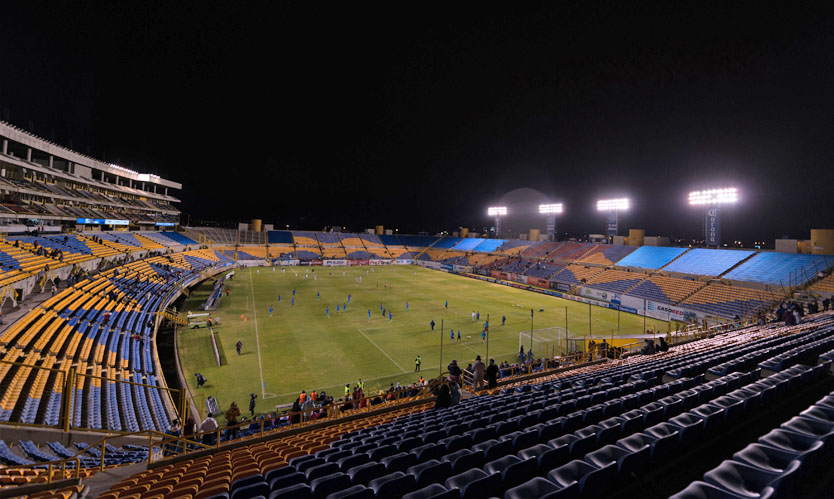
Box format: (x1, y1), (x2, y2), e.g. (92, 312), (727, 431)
(291, 298), (295, 306)
(430, 319), (436, 331)
(269, 305), (273, 317)
(292, 289), (296, 296)
(236, 341), (243, 355)
(278, 295), (281, 303)
(348, 293), (351, 304)
(368, 309), (372, 320)
(316, 291), (320, 300)
(326, 307), (330, 317)
(502, 315), (506, 326)
(336, 305), (340, 312)
(471, 311), (475, 321)
(482, 330), (487, 343)
(415, 355), (421, 372)
(388, 311), (392, 321)
(457, 330), (461, 343)
(406, 301), (409, 311)
(476, 311), (480, 321)
(450, 330), (454, 344)
(445, 300), (448, 310)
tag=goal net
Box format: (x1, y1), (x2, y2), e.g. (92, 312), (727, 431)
(518, 326), (585, 357)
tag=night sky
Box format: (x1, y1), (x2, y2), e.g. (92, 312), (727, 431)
(1, 3), (833, 243)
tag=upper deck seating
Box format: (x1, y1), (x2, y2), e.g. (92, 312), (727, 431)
(575, 245), (637, 266)
(432, 237), (462, 249)
(616, 247), (690, 270)
(585, 269), (646, 294)
(453, 238), (485, 251)
(473, 239), (506, 253)
(495, 240), (533, 256)
(522, 241), (559, 257)
(722, 252), (833, 286)
(662, 248), (756, 277)
(267, 231), (294, 244)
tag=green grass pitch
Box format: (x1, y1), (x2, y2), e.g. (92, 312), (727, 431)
(175, 265), (671, 415)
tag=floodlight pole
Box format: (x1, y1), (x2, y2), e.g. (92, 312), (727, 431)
(565, 306), (568, 356)
(530, 310), (534, 353)
(485, 313), (490, 362)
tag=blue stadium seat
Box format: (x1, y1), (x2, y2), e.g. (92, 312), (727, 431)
(368, 471), (417, 498)
(732, 443), (804, 473)
(547, 459), (616, 498)
(703, 460), (799, 498)
(445, 468), (501, 499)
(505, 477), (577, 499)
(402, 483), (457, 499)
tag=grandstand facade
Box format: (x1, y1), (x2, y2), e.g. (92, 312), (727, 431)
(0, 121), (181, 231)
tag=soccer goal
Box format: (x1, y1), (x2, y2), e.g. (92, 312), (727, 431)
(518, 326), (584, 357)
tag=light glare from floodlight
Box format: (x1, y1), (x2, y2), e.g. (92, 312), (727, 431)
(487, 206), (507, 216)
(596, 198), (630, 211)
(688, 187), (738, 205)
(539, 203), (563, 214)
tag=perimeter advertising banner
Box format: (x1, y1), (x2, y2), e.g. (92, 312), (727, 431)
(453, 264), (473, 273)
(323, 259), (348, 266)
(396, 259), (414, 265)
(706, 207), (720, 247)
(349, 260), (369, 266)
(527, 276), (549, 288)
(369, 259), (393, 265)
(278, 259), (299, 266)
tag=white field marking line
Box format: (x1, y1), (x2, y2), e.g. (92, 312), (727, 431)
(249, 269), (266, 398)
(266, 350), (521, 399)
(357, 328), (406, 372)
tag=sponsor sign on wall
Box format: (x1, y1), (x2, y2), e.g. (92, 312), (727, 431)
(369, 259), (393, 265)
(323, 259), (348, 266)
(453, 264), (473, 273)
(278, 259), (300, 266)
(396, 259), (414, 265)
(706, 207), (720, 247)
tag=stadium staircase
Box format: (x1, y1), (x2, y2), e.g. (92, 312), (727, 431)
(158, 307), (188, 326)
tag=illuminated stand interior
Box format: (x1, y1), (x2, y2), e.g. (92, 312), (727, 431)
(688, 187), (738, 247)
(596, 198), (630, 239)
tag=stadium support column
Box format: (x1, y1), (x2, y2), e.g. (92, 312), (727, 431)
(26, 148), (32, 162)
(1, 139), (6, 155)
(485, 314), (489, 363)
(565, 306), (568, 356)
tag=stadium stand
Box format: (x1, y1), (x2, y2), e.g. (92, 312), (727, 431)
(397, 235), (440, 250)
(267, 230), (294, 245)
(626, 275), (706, 305)
(681, 283), (782, 319)
(472, 239), (506, 253)
(521, 241), (559, 258)
(585, 269), (647, 294)
(494, 239), (534, 256)
(453, 238), (485, 251)
(268, 245), (296, 260)
(378, 235), (412, 259)
(338, 233), (366, 249)
(546, 242), (594, 261)
(549, 264), (604, 285)
(522, 262), (565, 280)
(574, 244), (637, 266)
(810, 273), (834, 295)
(432, 237), (463, 250)
(722, 252), (833, 286)
(358, 233), (385, 248)
(616, 246), (690, 270)
(291, 231), (320, 248)
(160, 232), (198, 246)
(661, 248), (755, 277)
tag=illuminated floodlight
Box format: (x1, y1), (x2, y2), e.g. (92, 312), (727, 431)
(596, 198), (630, 211)
(487, 206), (507, 216)
(539, 203), (563, 214)
(688, 187), (738, 206)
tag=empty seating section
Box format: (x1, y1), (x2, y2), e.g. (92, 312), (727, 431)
(159, 232), (198, 246)
(268, 245), (296, 259)
(811, 273), (834, 294)
(522, 262), (564, 279)
(316, 232), (342, 246)
(682, 284), (782, 318)
(0, 249), (230, 434)
(453, 238), (485, 251)
(661, 248), (755, 277)
(219, 247), (267, 260)
(267, 230), (294, 244)
(473, 239), (506, 253)
(723, 252), (833, 285)
(616, 246), (690, 270)
(291, 231), (320, 247)
(495, 240), (533, 255)
(550, 265), (603, 285)
(626, 275), (706, 304)
(521, 241), (559, 257)
(575, 244), (637, 266)
(585, 269), (646, 294)
(338, 233), (366, 249)
(397, 235), (440, 250)
(322, 247), (348, 259)
(546, 242), (594, 260)
(359, 233), (385, 248)
(431, 237), (462, 250)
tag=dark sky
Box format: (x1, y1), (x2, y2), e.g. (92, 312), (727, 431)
(1, 3), (833, 242)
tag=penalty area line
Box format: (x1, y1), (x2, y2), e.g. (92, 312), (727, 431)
(357, 328), (406, 372)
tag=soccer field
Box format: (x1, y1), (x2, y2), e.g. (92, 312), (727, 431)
(176, 265), (671, 414)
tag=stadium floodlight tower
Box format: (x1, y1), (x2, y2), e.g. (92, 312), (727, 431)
(688, 187), (738, 247)
(539, 203), (563, 240)
(596, 198), (630, 239)
(487, 206), (507, 237)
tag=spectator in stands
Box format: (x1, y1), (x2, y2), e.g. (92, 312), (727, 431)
(447, 360), (462, 384)
(642, 339), (656, 355)
(301, 395), (313, 421)
(249, 393), (258, 418)
(199, 413), (218, 446)
(224, 402), (241, 440)
(450, 382), (461, 406)
(434, 384), (451, 409)
(824, 297), (831, 311)
(472, 355), (485, 391)
(486, 359), (499, 389)
(164, 420), (181, 456)
(290, 399), (302, 424)
(659, 337), (669, 352)
(182, 416), (197, 449)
